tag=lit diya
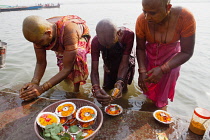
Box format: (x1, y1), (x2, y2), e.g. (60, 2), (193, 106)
(36, 112), (60, 128)
(105, 104), (123, 116)
(76, 106), (97, 122)
(55, 102), (76, 117)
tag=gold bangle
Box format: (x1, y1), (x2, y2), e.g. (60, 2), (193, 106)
(41, 81), (53, 92)
(160, 63), (171, 74)
(31, 77), (40, 85)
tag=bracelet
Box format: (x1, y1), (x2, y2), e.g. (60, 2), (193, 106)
(92, 84), (100, 90)
(115, 80), (124, 88)
(138, 67), (147, 73)
(31, 77), (40, 85)
(92, 86), (100, 97)
(117, 77), (124, 82)
(160, 63), (171, 74)
(41, 81), (53, 92)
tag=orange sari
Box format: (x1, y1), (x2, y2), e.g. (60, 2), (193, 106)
(46, 15), (91, 85)
(135, 8), (196, 107)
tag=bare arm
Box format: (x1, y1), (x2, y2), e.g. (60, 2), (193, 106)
(145, 34), (195, 84)
(19, 46), (46, 92)
(20, 45), (76, 101)
(32, 46), (47, 84)
(47, 49), (76, 86)
(91, 59), (111, 106)
(136, 36), (148, 92)
(117, 55), (129, 79)
(167, 34), (195, 69)
(90, 61), (100, 86)
(136, 36), (147, 71)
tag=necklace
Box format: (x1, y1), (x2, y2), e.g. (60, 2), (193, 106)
(153, 12), (171, 66)
(153, 12), (171, 44)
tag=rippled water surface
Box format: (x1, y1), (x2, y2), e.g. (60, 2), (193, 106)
(0, 1), (210, 119)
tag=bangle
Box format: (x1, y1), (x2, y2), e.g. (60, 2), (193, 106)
(117, 77), (124, 81)
(31, 77), (40, 85)
(138, 67), (147, 73)
(92, 85), (100, 97)
(160, 63), (171, 74)
(92, 84), (100, 89)
(115, 80), (124, 88)
(41, 81), (53, 92)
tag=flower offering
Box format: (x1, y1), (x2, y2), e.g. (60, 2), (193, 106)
(82, 129), (95, 138)
(60, 117), (68, 124)
(153, 110), (172, 124)
(76, 106), (97, 122)
(79, 120), (95, 128)
(55, 102), (76, 117)
(35, 99), (103, 140)
(105, 104), (123, 116)
(36, 112), (60, 128)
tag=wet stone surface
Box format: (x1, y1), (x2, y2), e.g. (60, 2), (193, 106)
(0, 92), (204, 140)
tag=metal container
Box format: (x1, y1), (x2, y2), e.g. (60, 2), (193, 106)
(0, 40), (7, 68)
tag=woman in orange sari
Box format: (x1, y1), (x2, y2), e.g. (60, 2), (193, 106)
(20, 15), (91, 101)
(135, 0), (196, 110)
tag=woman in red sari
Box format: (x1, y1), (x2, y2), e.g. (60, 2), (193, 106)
(20, 15), (91, 101)
(135, 0), (196, 110)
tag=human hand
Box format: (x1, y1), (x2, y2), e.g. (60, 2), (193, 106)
(144, 67), (163, 84)
(19, 84), (43, 101)
(138, 72), (148, 92)
(92, 85), (111, 106)
(111, 80), (124, 100)
(20, 82), (35, 93)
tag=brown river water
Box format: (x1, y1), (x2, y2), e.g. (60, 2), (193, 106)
(0, 1), (209, 120)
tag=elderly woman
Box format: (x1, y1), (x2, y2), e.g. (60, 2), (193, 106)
(20, 15), (91, 101)
(135, 0), (196, 110)
(91, 19), (135, 106)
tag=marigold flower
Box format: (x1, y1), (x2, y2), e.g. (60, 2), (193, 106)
(79, 108), (95, 121)
(38, 114), (58, 126)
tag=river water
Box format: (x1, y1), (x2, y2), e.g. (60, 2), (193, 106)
(0, 1), (209, 119)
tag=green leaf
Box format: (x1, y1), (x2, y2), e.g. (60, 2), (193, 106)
(69, 125), (80, 133)
(76, 131), (84, 140)
(50, 129), (58, 136)
(60, 137), (70, 140)
(51, 134), (61, 140)
(42, 123), (64, 140)
(62, 133), (71, 137)
(82, 126), (91, 130)
(44, 133), (51, 137)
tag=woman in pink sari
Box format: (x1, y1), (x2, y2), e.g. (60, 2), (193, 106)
(135, 0), (196, 110)
(20, 15), (90, 101)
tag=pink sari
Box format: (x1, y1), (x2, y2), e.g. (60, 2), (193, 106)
(145, 42), (181, 108)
